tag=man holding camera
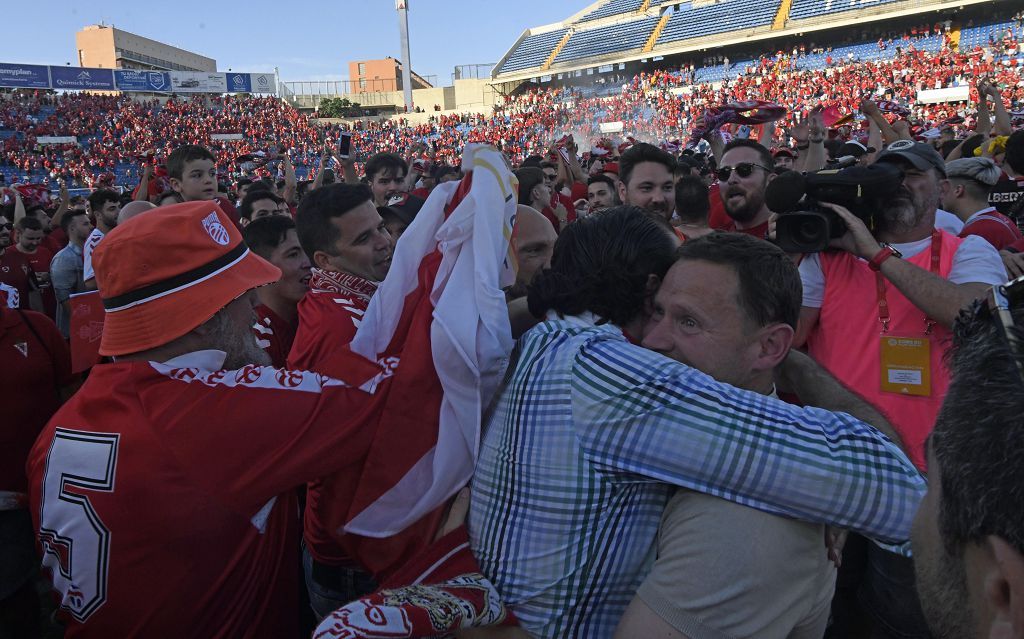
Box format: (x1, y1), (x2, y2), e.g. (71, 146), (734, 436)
(792, 141), (1004, 638)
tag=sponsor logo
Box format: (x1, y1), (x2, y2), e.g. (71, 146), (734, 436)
(234, 364), (262, 385)
(275, 369), (304, 387)
(201, 211), (230, 245)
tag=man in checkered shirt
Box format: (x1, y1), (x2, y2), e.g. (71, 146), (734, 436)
(469, 207), (925, 638)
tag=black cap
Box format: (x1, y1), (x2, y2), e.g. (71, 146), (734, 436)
(380, 193), (426, 226)
(877, 140), (946, 176)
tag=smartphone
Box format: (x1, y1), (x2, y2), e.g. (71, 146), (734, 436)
(557, 146), (572, 166)
(338, 132), (352, 159)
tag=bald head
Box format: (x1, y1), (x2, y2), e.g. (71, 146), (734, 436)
(118, 200), (157, 225)
(509, 204), (557, 300)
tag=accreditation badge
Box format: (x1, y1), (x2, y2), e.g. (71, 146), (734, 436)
(879, 335), (932, 397)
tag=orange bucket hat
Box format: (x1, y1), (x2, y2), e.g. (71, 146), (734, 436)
(94, 201), (281, 356)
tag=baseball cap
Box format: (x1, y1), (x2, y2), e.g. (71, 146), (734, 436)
(94, 201), (281, 356)
(876, 140), (946, 176)
(603, 162), (620, 175)
(772, 147), (797, 159)
(838, 140), (876, 157)
(380, 193), (426, 227)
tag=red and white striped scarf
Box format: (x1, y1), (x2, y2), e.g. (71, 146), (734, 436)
(309, 268), (378, 304)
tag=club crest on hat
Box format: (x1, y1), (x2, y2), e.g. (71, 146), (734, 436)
(201, 211), (230, 246)
(887, 139), (915, 151)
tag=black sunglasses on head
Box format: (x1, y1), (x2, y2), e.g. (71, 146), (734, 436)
(717, 162), (771, 181)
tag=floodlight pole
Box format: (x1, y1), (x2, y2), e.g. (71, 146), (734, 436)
(397, 0), (414, 113)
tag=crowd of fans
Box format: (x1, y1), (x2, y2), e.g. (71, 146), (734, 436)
(2, 11), (1024, 639)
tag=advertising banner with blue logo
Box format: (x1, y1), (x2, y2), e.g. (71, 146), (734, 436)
(114, 70), (172, 92)
(51, 66), (115, 91)
(226, 73), (251, 93)
(249, 73), (276, 94)
(0, 63), (50, 88)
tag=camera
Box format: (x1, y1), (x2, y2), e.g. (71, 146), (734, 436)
(766, 163), (904, 253)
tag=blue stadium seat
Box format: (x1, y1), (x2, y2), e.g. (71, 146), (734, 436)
(578, 0), (645, 23)
(555, 17), (659, 63)
(497, 28), (570, 74)
(656, 0), (780, 46)
(789, 0), (903, 21)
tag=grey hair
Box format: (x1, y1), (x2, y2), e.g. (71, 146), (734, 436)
(944, 157), (1002, 188)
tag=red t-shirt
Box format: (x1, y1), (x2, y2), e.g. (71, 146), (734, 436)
(958, 207), (1022, 250)
(42, 228), (68, 255)
(288, 277), (376, 566)
(720, 218), (771, 240)
(0, 248), (35, 309)
(15, 245), (57, 318)
(707, 183), (730, 230)
(0, 308), (70, 494)
(252, 304), (297, 369)
(27, 353), (391, 637)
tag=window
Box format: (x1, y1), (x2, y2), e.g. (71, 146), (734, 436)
(358, 63), (366, 75)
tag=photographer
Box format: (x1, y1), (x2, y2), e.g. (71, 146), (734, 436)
(787, 141), (1005, 639)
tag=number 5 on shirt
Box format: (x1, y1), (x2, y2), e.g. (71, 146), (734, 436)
(38, 429), (119, 622)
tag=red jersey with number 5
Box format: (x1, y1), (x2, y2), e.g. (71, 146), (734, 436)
(27, 352), (391, 638)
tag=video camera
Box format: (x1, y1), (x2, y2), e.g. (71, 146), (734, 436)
(766, 163), (904, 253)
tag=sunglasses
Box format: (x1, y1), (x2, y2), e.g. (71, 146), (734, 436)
(717, 163), (771, 181)
(974, 275), (1024, 385)
(0, 223), (12, 231)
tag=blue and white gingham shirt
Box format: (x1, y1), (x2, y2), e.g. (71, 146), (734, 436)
(469, 313), (925, 638)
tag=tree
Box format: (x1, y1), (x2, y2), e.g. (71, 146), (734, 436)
(317, 97), (363, 118)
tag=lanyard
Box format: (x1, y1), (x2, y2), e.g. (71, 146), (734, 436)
(875, 229), (941, 334)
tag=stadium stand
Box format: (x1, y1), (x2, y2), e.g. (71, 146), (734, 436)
(788, 0), (904, 22)
(496, 28), (570, 74)
(555, 17), (660, 63)
(655, 0), (781, 46)
(578, 0), (646, 22)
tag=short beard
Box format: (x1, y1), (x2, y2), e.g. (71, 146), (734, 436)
(207, 309), (272, 370)
(725, 193), (763, 224)
(914, 545), (975, 639)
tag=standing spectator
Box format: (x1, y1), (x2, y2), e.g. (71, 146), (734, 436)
(586, 174), (619, 213)
(83, 189), (121, 290)
(715, 139), (776, 238)
(505, 205), (556, 302)
(943, 157), (1022, 250)
(364, 153), (409, 207)
(13, 216), (57, 319)
(0, 213), (36, 311)
(910, 279), (1024, 638)
(0, 304), (72, 637)
(242, 216), (310, 368)
(49, 209), (93, 338)
(795, 141), (1006, 639)
(616, 143), (676, 221)
(672, 174), (713, 240)
(289, 183), (392, 618)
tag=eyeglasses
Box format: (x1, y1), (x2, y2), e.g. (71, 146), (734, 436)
(974, 275), (1024, 385)
(0, 223), (12, 231)
(716, 163), (771, 181)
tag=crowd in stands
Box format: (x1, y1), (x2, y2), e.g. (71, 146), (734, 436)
(3, 10), (1024, 639)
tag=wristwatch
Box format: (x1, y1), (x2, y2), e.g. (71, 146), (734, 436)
(868, 244), (902, 271)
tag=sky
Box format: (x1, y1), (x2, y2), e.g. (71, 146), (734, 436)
(0, 1), (578, 86)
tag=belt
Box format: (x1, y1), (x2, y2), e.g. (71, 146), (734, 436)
(311, 558), (375, 593)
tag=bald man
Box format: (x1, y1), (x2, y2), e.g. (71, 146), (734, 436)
(507, 205), (557, 301)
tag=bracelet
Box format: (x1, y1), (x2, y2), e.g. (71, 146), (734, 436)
(868, 246), (898, 271)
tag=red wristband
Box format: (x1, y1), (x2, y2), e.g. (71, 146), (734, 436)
(869, 246), (896, 271)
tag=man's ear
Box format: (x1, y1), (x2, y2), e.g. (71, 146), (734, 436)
(754, 323), (794, 373)
(312, 250), (336, 272)
(981, 536), (1024, 639)
(617, 179), (628, 204)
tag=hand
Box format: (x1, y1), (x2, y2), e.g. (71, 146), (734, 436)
(786, 119), (809, 145)
(859, 98), (881, 117)
(825, 526), (848, 568)
(820, 201), (880, 259)
(977, 77), (992, 99)
(1001, 250), (1024, 278)
(434, 488), (470, 542)
(553, 202), (569, 224)
(807, 112), (826, 144)
(565, 134), (578, 155)
(892, 119), (912, 139)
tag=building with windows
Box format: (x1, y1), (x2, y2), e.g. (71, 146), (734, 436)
(75, 24), (216, 72)
(347, 57), (433, 93)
